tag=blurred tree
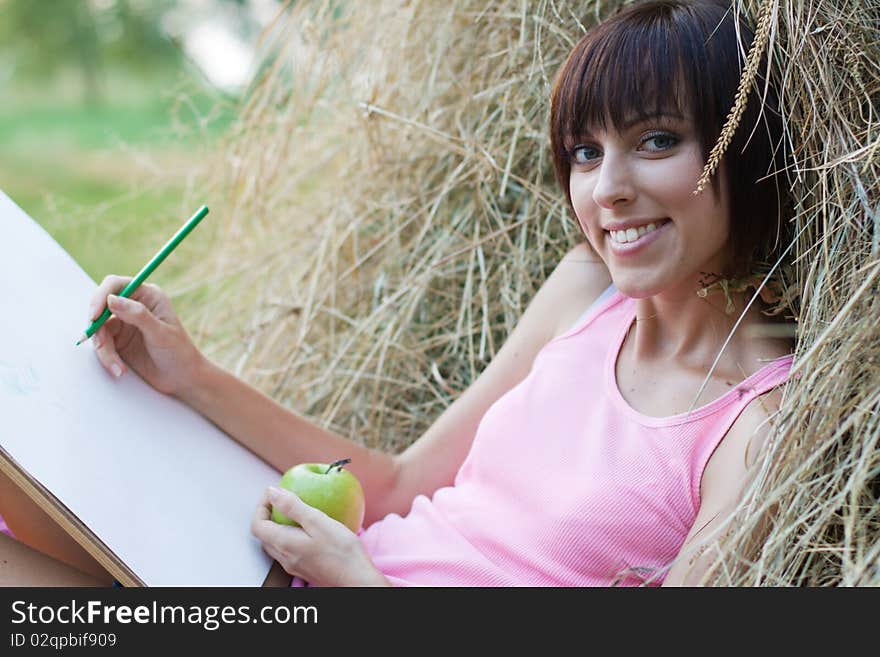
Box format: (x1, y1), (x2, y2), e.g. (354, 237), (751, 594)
(0, 0), (183, 103)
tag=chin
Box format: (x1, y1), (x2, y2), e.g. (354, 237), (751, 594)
(608, 275), (662, 300)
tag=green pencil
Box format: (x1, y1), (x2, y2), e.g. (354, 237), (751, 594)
(75, 204), (209, 346)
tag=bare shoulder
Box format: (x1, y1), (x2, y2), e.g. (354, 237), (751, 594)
(702, 385), (785, 502)
(730, 385), (786, 468)
(389, 243), (609, 510)
(558, 240), (606, 268)
(543, 242), (612, 339)
(664, 378), (788, 585)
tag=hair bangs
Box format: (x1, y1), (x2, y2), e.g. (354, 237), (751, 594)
(550, 1), (790, 280)
(558, 18), (693, 147)
(550, 1), (735, 210)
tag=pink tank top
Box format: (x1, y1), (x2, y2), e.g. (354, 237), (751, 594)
(298, 287), (794, 587)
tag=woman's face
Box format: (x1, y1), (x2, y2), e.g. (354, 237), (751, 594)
(567, 113), (732, 299)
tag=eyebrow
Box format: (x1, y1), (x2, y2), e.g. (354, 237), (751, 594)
(574, 113), (686, 140)
(618, 112), (685, 130)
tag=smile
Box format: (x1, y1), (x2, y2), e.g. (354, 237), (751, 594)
(607, 219), (670, 244)
(604, 218), (671, 255)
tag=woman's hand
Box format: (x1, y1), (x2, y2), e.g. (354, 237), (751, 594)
(251, 487), (390, 587)
(87, 275), (206, 397)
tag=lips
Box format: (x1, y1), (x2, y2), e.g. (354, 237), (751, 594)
(602, 217), (670, 232)
(606, 218), (670, 245)
(604, 217), (671, 255)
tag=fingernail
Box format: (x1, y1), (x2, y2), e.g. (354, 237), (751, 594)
(268, 487), (282, 499)
(111, 363), (122, 378)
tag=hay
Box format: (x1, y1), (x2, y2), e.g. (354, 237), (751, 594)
(702, 0), (880, 586)
(176, 0), (879, 585)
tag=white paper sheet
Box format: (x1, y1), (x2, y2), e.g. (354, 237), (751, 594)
(0, 191), (279, 586)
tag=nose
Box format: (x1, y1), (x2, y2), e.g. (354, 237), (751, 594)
(590, 152), (635, 209)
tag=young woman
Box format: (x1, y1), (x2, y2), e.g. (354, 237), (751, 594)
(0, 0), (794, 587)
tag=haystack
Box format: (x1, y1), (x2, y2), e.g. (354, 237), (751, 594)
(172, 0), (879, 585)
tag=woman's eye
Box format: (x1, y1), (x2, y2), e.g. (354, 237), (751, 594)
(569, 145), (600, 164)
(641, 132), (679, 151)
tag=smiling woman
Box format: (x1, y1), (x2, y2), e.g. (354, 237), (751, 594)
(0, 0), (800, 588)
(567, 112), (734, 299)
(550, 0), (791, 286)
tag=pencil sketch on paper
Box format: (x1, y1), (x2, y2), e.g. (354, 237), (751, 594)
(0, 361), (39, 395)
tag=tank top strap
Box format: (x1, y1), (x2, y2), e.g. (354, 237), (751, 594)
(555, 282), (620, 341)
(689, 354), (794, 507)
(716, 354), (795, 416)
(746, 354), (795, 396)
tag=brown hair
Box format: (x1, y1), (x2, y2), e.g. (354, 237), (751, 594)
(549, 0), (791, 279)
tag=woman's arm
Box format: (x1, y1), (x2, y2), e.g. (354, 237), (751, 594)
(88, 278), (403, 528)
(385, 243), (612, 521)
(179, 360), (401, 528)
(102, 243), (609, 529)
(185, 242), (610, 527)
(662, 388), (784, 586)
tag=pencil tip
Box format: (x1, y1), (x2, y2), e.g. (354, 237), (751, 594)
(75, 335), (85, 346)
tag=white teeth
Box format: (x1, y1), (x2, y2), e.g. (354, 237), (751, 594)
(610, 220), (664, 244)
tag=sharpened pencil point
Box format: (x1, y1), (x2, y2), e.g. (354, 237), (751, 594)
(75, 335), (87, 346)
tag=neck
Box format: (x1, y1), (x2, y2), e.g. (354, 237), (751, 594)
(628, 283), (766, 374)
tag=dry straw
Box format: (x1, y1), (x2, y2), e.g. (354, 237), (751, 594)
(174, 0), (879, 585)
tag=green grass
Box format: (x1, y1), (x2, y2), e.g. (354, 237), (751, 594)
(0, 67), (236, 284)
(0, 68), (235, 149)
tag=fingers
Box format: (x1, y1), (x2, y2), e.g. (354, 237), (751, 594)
(92, 325), (126, 379)
(261, 543), (287, 570)
(252, 490), (284, 543)
(105, 315), (123, 339)
(89, 277), (168, 323)
(251, 489), (311, 546)
(106, 294), (163, 343)
(127, 283), (168, 310)
(252, 491), (272, 528)
(89, 275), (133, 321)
(248, 505), (289, 571)
(89, 295), (163, 379)
(267, 487), (323, 532)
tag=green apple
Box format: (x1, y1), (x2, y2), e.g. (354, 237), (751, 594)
(271, 458), (365, 533)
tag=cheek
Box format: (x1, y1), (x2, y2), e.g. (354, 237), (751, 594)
(678, 192), (733, 269)
(640, 159), (696, 205)
(641, 145), (705, 200)
(569, 175), (596, 235)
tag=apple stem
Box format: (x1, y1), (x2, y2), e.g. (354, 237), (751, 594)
(326, 458), (351, 474)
